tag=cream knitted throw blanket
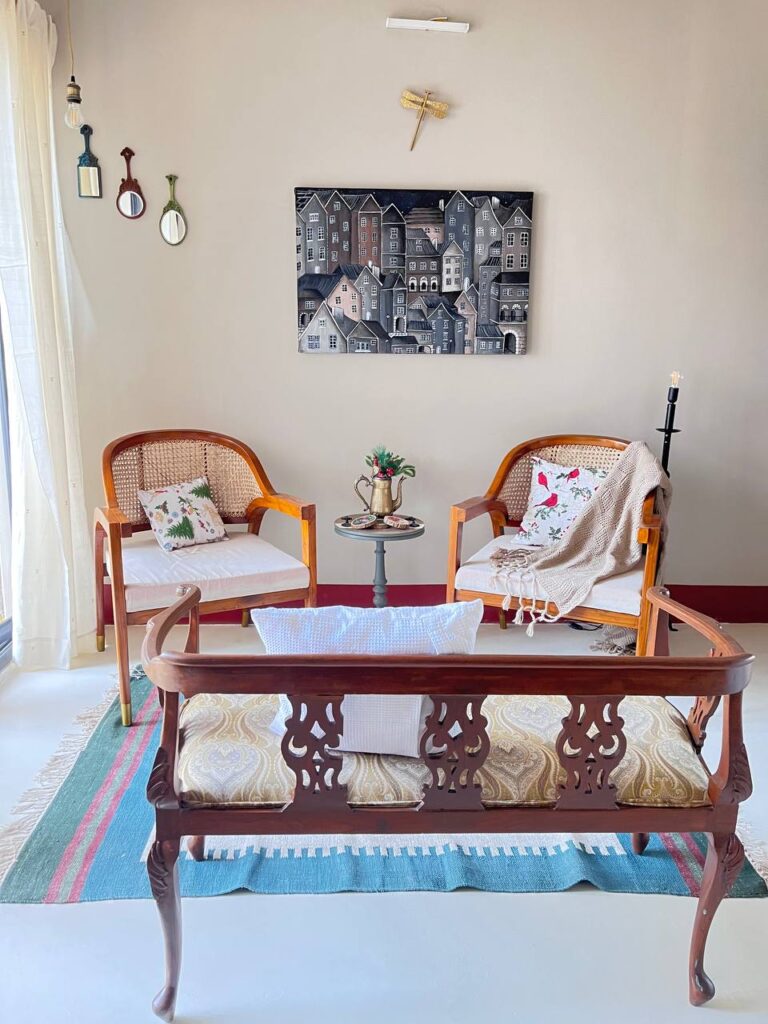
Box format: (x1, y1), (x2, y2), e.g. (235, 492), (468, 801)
(490, 441), (671, 633)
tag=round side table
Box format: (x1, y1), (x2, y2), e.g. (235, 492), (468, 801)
(334, 517), (425, 607)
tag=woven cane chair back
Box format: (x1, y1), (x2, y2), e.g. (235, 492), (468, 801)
(105, 433), (264, 526)
(496, 437), (627, 521)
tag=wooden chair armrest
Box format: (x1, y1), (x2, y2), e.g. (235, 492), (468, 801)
(142, 586), (202, 666)
(94, 505), (132, 536)
(246, 494), (316, 522)
(451, 496), (508, 524)
(646, 587), (744, 657)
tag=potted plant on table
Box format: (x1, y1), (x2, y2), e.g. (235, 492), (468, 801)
(354, 445), (416, 518)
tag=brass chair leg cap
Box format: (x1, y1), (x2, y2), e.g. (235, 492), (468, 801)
(121, 702), (133, 727)
(96, 635), (105, 653)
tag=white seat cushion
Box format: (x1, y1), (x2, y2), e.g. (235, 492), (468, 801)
(113, 532), (310, 613)
(455, 532), (643, 617)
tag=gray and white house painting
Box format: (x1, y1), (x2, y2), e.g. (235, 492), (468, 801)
(295, 188), (533, 355)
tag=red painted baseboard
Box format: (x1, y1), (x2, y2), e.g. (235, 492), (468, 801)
(102, 583), (768, 624)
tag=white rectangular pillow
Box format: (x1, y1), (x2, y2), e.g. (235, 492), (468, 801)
(250, 601), (483, 757)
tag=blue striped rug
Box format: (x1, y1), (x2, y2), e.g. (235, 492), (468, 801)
(1, 672), (766, 903)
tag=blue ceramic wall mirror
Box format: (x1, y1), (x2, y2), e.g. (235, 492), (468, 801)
(159, 175), (187, 245)
(77, 124), (102, 198)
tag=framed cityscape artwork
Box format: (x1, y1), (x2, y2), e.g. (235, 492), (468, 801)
(295, 187), (533, 355)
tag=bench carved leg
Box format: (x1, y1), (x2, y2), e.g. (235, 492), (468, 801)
(188, 835), (206, 861)
(632, 832), (650, 855)
(498, 609), (507, 630)
(689, 831), (744, 1006)
(148, 838), (182, 1022)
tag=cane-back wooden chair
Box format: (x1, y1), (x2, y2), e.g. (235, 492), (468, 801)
(447, 435), (662, 653)
(94, 429), (317, 726)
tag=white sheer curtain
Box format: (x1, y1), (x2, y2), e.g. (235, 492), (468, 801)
(0, 0), (94, 668)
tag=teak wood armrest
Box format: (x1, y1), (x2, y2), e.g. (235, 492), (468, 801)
(450, 496), (508, 524)
(94, 505), (132, 537)
(246, 493), (316, 522)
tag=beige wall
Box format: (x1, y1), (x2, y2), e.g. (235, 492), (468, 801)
(48, 0), (768, 586)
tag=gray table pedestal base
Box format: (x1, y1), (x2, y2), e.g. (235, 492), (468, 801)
(373, 540), (388, 607)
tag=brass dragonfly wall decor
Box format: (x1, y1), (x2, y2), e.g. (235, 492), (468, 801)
(400, 89), (449, 150)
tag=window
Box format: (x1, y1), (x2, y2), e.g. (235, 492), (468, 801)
(390, 241), (397, 251)
(490, 226), (498, 237)
(332, 232), (339, 242)
(296, 244), (301, 254)
(357, 341), (370, 352)
(475, 244), (484, 256)
(520, 253), (529, 268)
(296, 225), (301, 237)
(343, 241), (349, 251)
(319, 246), (326, 259)
(306, 227), (314, 241)
(409, 261), (416, 270)
(477, 226), (484, 237)
(343, 221), (349, 231)
(307, 247), (314, 260)
(361, 216), (367, 226)
(520, 231), (529, 247)
(430, 279), (438, 291)
(457, 200), (465, 211)
(371, 299), (377, 309)
(506, 231), (514, 246)
(419, 278), (428, 291)
(483, 210), (490, 220)
(430, 261), (437, 271)
(342, 283), (348, 292)
(334, 296), (341, 305)
(329, 215), (336, 225)
(390, 227), (398, 239)
(333, 201), (341, 211)
(351, 304), (358, 312)
(462, 224), (469, 235)
(318, 227), (325, 241)
(361, 248), (367, 257)
(409, 280), (417, 291)
(304, 300), (315, 309)
(515, 215), (523, 225)
(329, 335), (338, 349)
(309, 212), (319, 222)
(318, 318), (326, 327)
(372, 231), (378, 242)
(306, 336), (320, 349)
(506, 254), (515, 269)
(419, 261), (427, 271)
(361, 231), (367, 242)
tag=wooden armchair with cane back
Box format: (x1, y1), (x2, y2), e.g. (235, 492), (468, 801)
(447, 434), (662, 653)
(94, 429), (317, 726)
(141, 585), (753, 1020)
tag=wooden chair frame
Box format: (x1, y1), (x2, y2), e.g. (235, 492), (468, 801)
(446, 434), (662, 653)
(94, 429), (317, 726)
(142, 586), (752, 1020)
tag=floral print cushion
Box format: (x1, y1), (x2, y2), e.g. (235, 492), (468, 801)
(138, 477), (228, 552)
(517, 457), (609, 547)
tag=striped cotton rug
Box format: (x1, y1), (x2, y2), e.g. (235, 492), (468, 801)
(1, 672), (766, 903)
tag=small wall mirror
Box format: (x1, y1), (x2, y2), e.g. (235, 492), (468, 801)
(159, 174), (187, 245)
(116, 147), (145, 219)
(77, 124), (102, 198)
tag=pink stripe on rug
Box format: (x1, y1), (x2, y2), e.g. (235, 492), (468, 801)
(680, 831), (707, 869)
(44, 689), (158, 902)
(68, 701), (161, 902)
(660, 832), (698, 893)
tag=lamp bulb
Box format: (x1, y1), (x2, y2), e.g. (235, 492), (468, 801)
(65, 100), (84, 129)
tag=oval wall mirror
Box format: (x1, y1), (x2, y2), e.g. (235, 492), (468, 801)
(116, 147), (145, 219)
(159, 174), (187, 245)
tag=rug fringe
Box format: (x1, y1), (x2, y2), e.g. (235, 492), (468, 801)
(737, 816), (768, 886)
(0, 685), (117, 887)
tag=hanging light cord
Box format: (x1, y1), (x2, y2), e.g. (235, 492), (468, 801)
(66, 0), (75, 78)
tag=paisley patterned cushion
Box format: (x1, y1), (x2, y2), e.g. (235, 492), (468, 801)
(176, 693), (710, 809)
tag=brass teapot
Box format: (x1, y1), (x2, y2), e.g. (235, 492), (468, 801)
(354, 474), (405, 517)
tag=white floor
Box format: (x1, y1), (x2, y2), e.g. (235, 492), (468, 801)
(0, 622), (767, 1023)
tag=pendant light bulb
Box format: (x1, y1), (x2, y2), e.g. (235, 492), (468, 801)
(65, 75), (83, 129)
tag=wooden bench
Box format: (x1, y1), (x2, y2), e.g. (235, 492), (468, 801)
(142, 586), (753, 1021)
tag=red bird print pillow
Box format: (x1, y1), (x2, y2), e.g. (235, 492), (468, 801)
(517, 457), (610, 546)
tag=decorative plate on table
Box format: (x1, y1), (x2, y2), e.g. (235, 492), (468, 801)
(383, 514), (412, 530)
(338, 514), (378, 530)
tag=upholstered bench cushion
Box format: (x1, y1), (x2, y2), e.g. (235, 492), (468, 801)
(176, 692), (710, 809)
(111, 532), (310, 613)
(454, 533), (644, 616)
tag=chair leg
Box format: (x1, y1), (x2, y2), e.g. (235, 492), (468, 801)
(112, 590), (132, 726)
(498, 609), (507, 630)
(240, 609), (250, 628)
(188, 835), (206, 861)
(689, 831), (744, 1006)
(631, 832), (650, 855)
(148, 838), (182, 1022)
(94, 524), (105, 653)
